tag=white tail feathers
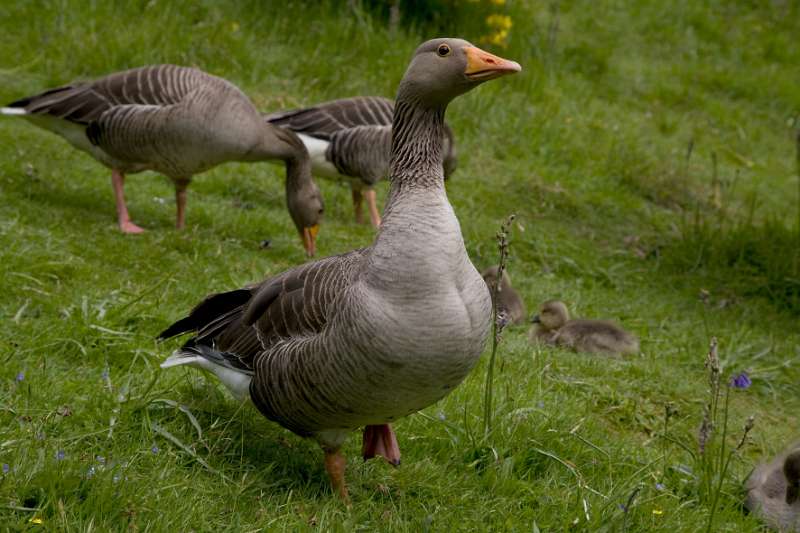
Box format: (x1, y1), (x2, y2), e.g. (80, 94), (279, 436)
(161, 350), (252, 402)
(1, 107), (27, 116)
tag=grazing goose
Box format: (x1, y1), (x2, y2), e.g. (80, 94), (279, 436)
(1, 65), (323, 255)
(158, 38), (520, 500)
(264, 96), (458, 227)
(529, 300), (639, 356)
(481, 265), (527, 326)
(746, 442), (800, 532)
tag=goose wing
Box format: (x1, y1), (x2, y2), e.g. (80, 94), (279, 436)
(264, 96), (394, 140)
(6, 65), (204, 125)
(158, 248), (367, 370)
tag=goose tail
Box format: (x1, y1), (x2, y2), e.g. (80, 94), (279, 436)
(1, 106), (27, 116)
(161, 344), (253, 402)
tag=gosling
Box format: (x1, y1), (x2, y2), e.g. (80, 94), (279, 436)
(482, 265), (527, 326)
(529, 300), (639, 356)
(745, 441), (800, 532)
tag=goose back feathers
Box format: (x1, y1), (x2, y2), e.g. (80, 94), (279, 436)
(265, 96), (458, 186)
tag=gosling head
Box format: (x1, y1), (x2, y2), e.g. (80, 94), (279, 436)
(784, 449), (800, 504)
(482, 265), (512, 291)
(531, 300), (571, 331)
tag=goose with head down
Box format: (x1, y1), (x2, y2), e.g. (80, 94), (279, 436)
(158, 38), (520, 500)
(264, 95), (458, 227)
(2, 65), (323, 255)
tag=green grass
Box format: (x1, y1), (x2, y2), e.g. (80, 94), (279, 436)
(1, 0), (799, 530)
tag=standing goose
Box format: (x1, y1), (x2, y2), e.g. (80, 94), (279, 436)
(1, 65), (323, 255)
(264, 96), (458, 227)
(158, 39), (520, 499)
(746, 441), (800, 532)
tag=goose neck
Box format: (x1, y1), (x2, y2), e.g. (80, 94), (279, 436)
(388, 95), (446, 194)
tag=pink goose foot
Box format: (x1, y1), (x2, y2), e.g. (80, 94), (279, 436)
(362, 424), (401, 466)
(120, 220), (146, 234)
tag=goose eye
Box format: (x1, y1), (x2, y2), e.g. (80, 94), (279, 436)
(437, 44), (451, 57)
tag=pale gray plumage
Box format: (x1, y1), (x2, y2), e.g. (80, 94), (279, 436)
(530, 300), (639, 356)
(158, 38), (520, 498)
(264, 96), (457, 226)
(2, 65), (323, 253)
(482, 265), (527, 326)
(746, 442), (800, 532)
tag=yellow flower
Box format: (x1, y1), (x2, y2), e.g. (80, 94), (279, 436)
(29, 517), (44, 524)
(490, 0), (506, 4)
(486, 14), (513, 30)
(652, 509), (664, 516)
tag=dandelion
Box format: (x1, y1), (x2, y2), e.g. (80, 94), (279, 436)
(15, 371), (24, 382)
(151, 445), (159, 455)
(729, 372), (752, 389)
(55, 450), (66, 461)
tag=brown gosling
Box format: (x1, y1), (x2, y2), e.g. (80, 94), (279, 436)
(529, 300), (639, 356)
(745, 441), (800, 532)
(481, 265), (527, 326)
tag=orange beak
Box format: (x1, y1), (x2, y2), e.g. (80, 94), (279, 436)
(464, 46), (521, 81)
(301, 224), (319, 257)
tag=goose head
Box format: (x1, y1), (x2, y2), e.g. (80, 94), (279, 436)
(286, 177), (323, 257)
(785, 450), (800, 504)
(531, 300), (570, 331)
(397, 38), (521, 108)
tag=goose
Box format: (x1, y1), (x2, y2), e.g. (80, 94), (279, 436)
(264, 96), (457, 227)
(529, 300), (639, 356)
(746, 441), (800, 532)
(1, 65), (323, 255)
(158, 38), (520, 500)
(481, 265), (527, 326)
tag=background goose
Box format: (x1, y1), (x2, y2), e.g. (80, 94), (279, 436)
(746, 442), (800, 532)
(1, 65), (323, 255)
(264, 96), (457, 227)
(158, 38), (520, 499)
(530, 300), (639, 356)
(482, 265), (527, 326)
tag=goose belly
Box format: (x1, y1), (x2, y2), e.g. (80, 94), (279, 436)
(256, 266), (492, 434)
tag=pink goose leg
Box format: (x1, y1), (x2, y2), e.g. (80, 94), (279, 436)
(111, 169), (145, 234)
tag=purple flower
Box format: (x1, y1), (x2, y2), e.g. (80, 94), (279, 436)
(15, 372), (24, 382)
(730, 372), (752, 389)
(151, 445), (159, 455)
(2, 464), (9, 474)
(101, 368), (110, 380)
(55, 450), (66, 461)
(655, 482), (665, 491)
(96, 456), (106, 465)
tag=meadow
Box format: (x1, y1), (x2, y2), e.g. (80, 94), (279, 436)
(0, 1), (798, 530)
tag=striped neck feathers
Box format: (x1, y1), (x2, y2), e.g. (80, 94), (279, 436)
(389, 93), (446, 193)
